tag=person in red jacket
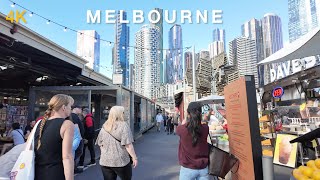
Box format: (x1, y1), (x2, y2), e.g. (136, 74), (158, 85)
(78, 108), (96, 169)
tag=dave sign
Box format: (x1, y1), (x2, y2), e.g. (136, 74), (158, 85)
(270, 55), (320, 82)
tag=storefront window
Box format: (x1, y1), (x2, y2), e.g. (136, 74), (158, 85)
(121, 89), (131, 124)
(34, 90), (90, 119)
(140, 99), (147, 130)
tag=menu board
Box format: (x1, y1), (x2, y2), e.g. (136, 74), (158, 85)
(224, 76), (263, 180)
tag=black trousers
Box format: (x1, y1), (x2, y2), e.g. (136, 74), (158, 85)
(101, 163), (132, 180)
(79, 138), (95, 165)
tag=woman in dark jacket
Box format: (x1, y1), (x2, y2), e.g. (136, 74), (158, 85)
(176, 102), (209, 180)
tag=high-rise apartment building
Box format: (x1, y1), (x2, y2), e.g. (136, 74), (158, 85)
(289, 0), (320, 43)
(77, 30), (100, 72)
(208, 41), (225, 60)
(242, 18), (265, 86)
(229, 37), (258, 87)
(134, 25), (161, 99)
(151, 8), (164, 84)
(184, 52), (193, 70)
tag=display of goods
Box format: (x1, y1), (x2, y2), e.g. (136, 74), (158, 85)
(218, 134), (229, 142)
(292, 159), (320, 180)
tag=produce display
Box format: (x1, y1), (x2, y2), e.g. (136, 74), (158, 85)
(293, 159), (320, 180)
(218, 134), (229, 142)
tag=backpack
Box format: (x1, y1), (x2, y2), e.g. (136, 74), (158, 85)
(83, 115), (95, 139)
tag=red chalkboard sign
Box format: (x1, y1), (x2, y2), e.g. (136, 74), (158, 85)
(272, 87), (284, 98)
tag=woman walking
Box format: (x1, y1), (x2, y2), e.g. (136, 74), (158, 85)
(96, 106), (138, 180)
(177, 102), (209, 180)
(34, 94), (75, 180)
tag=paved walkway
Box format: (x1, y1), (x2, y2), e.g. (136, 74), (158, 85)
(75, 126), (293, 180)
(75, 126), (181, 180)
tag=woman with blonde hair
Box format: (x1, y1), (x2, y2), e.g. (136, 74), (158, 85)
(34, 94), (75, 180)
(96, 106), (138, 180)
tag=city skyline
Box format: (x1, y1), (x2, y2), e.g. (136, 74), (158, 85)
(0, 0), (290, 79)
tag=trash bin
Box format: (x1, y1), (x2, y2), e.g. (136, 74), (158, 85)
(262, 156), (274, 180)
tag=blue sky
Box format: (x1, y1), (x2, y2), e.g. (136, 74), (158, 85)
(0, 0), (289, 78)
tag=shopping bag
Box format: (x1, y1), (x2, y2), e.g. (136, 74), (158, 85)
(208, 143), (239, 179)
(10, 121), (41, 180)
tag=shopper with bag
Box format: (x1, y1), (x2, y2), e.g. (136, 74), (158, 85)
(96, 106), (138, 180)
(33, 94), (75, 180)
(177, 102), (209, 180)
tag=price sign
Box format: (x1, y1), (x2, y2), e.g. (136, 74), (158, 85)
(272, 87), (284, 98)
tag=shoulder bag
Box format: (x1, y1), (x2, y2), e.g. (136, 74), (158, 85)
(10, 120), (41, 180)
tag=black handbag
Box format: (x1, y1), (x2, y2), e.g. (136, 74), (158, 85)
(105, 130), (133, 164)
(208, 134), (239, 179)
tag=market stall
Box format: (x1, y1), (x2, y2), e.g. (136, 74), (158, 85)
(258, 27), (320, 178)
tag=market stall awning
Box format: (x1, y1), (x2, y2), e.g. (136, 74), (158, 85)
(195, 95), (225, 104)
(258, 27), (320, 65)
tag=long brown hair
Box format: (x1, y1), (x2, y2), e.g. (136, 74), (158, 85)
(37, 94), (74, 150)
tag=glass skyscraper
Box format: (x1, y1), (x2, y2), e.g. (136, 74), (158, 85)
(261, 13), (283, 85)
(289, 0), (320, 43)
(167, 24), (183, 84)
(212, 28), (226, 51)
(113, 11), (130, 87)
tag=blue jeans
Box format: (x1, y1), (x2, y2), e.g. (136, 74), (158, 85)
(179, 166), (209, 180)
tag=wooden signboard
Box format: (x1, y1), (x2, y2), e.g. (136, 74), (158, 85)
(224, 76), (263, 180)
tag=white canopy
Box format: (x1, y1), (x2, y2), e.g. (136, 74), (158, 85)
(195, 95), (225, 104)
(258, 27), (320, 65)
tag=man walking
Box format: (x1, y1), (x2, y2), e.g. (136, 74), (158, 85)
(71, 105), (85, 173)
(78, 108), (96, 169)
(156, 112), (164, 132)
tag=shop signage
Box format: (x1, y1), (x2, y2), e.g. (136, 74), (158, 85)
(272, 86), (284, 98)
(224, 76), (263, 180)
(269, 55), (320, 82)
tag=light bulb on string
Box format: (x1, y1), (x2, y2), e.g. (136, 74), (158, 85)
(94, 38), (97, 43)
(122, 46), (125, 50)
(63, 27), (67, 32)
(29, 12), (33, 17)
(109, 42), (112, 46)
(11, 3), (15, 8)
(158, 50), (161, 54)
(46, 20), (50, 25)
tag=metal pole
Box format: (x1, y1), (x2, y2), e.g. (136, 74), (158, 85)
(192, 45), (196, 101)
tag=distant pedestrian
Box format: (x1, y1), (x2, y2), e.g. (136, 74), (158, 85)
(163, 113), (168, 132)
(96, 106), (138, 180)
(177, 102), (209, 180)
(78, 108), (96, 169)
(34, 94), (75, 180)
(167, 115), (173, 135)
(173, 111), (180, 135)
(156, 112), (164, 132)
(24, 120), (36, 138)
